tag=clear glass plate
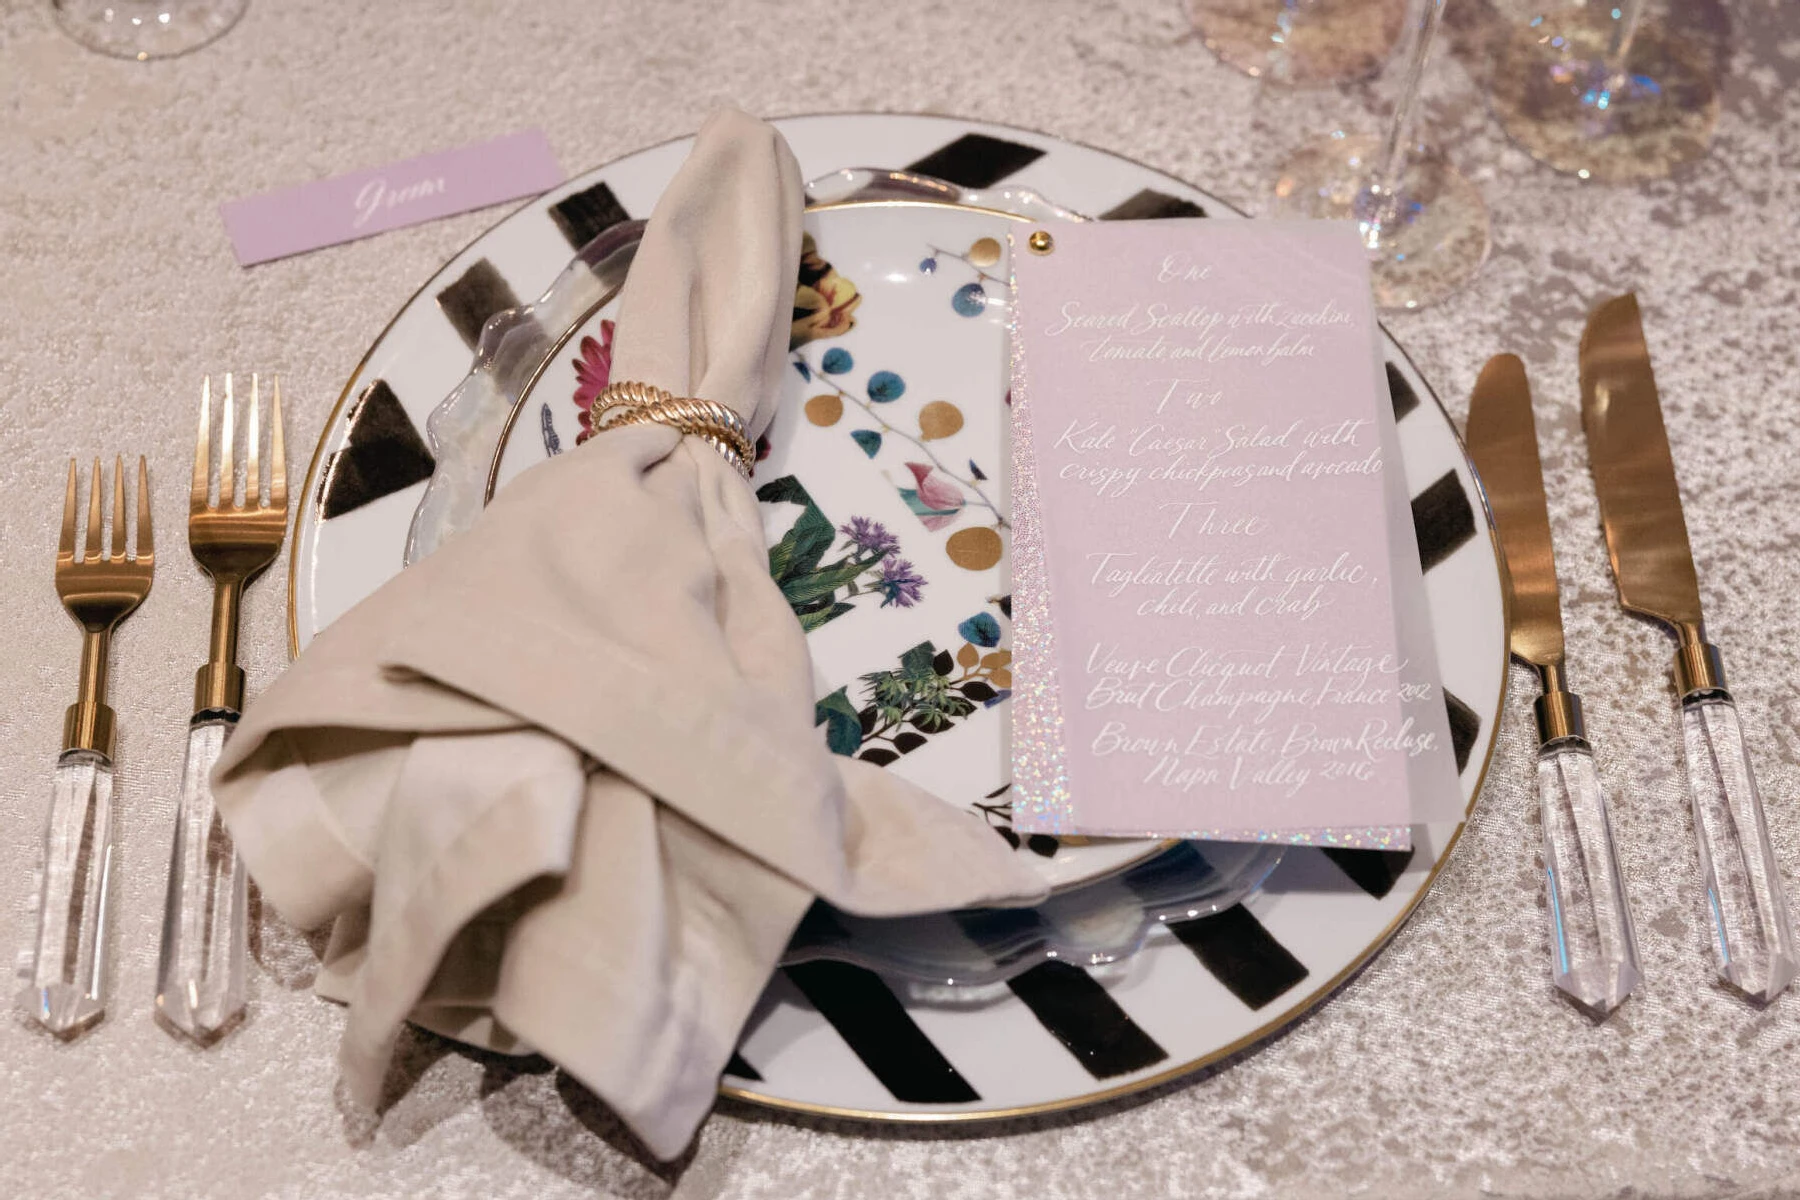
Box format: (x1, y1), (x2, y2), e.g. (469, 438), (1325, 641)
(784, 840), (1283, 988)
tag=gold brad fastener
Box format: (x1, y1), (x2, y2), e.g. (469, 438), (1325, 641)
(1027, 229), (1054, 255)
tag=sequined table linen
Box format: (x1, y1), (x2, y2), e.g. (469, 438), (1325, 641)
(3, 1), (1799, 1196)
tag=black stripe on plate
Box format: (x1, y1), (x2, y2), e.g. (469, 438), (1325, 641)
(952, 898), (1044, 962)
(436, 258), (520, 349)
(1322, 847), (1417, 899)
(1100, 189), (1208, 221)
(549, 180), (632, 251)
(1006, 961), (1168, 1079)
(1412, 470), (1476, 571)
(317, 379), (438, 519)
(1386, 361), (1420, 421)
(1166, 904), (1308, 1011)
(905, 133), (1045, 189)
(783, 961), (978, 1103)
(1445, 687), (1480, 773)
(723, 1052), (762, 1082)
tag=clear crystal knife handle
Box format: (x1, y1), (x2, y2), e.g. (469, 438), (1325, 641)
(1535, 739), (1641, 1014)
(154, 717), (249, 1040)
(18, 750), (115, 1034)
(1681, 695), (1799, 1001)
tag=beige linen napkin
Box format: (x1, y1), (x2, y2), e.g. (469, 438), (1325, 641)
(212, 108), (1047, 1159)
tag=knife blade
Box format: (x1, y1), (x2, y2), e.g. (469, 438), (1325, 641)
(1468, 354), (1566, 672)
(1579, 293), (1797, 1002)
(1467, 353), (1640, 1014)
(1579, 294), (1706, 632)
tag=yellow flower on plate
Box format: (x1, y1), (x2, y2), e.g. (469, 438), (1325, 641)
(791, 233), (862, 349)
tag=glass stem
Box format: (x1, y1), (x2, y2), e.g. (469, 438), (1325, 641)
(1368, 0), (1447, 246)
(1599, 0), (1646, 94)
(1607, 0), (1646, 67)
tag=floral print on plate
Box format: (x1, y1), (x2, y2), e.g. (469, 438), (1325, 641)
(501, 202), (1161, 885)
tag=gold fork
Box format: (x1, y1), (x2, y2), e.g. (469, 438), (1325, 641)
(21, 456), (154, 1036)
(155, 373), (286, 1043)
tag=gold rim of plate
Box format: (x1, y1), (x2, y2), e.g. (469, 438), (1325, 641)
(285, 114), (1511, 1124)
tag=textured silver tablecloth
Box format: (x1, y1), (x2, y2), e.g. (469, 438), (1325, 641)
(4, 1), (1798, 1196)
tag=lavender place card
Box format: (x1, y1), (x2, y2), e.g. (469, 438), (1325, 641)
(1007, 220), (1461, 847)
(219, 129), (565, 266)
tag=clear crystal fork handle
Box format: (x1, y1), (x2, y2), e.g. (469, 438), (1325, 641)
(20, 749), (116, 1034)
(159, 372), (287, 1041)
(28, 454), (153, 1036)
(1680, 690), (1798, 1002)
(1534, 728), (1640, 1016)
(155, 716), (247, 1040)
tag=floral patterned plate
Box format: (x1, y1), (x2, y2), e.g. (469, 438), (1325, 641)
(490, 198), (1196, 892)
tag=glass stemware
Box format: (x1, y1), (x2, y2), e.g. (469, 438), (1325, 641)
(1268, 0), (1490, 311)
(50, 0), (248, 61)
(1488, 0), (1718, 183)
(1188, 0), (1410, 85)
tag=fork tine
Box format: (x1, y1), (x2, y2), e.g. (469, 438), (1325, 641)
(136, 456), (153, 561)
(270, 376), (287, 511)
(220, 372), (237, 508)
(246, 373), (261, 506)
(59, 459), (78, 559)
(193, 375), (212, 511)
(111, 454), (127, 560)
(84, 457), (102, 562)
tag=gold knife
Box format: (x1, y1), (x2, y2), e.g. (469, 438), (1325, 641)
(1467, 354), (1641, 1014)
(1580, 293), (1797, 1002)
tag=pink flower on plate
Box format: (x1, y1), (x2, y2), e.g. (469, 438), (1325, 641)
(899, 462), (966, 531)
(571, 318), (616, 445)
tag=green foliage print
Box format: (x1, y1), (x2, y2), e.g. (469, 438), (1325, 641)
(757, 475), (926, 631)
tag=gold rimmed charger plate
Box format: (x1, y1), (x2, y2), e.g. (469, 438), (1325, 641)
(288, 113), (1508, 1125)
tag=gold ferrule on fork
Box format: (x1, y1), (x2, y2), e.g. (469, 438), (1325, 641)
(63, 629), (117, 757)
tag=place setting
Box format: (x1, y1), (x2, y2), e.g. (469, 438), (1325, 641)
(271, 111), (1511, 1130)
(9, 0), (1797, 1188)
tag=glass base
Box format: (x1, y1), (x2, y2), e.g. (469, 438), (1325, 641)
(52, 0), (248, 61)
(1490, 16), (1718, 183)
(1188, 0), (1408, 86)
(1270, 133), (1490, 311)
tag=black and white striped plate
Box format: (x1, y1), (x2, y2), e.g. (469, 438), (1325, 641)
(290, 114), (1507, 1122)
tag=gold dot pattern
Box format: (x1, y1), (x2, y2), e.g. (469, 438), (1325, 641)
(967, 236), (1002, 268)
(946, 525), (1004, 571)
(918, 400), (964, 441)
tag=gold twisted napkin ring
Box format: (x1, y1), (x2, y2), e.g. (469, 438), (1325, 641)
(589, 381), (755, 478)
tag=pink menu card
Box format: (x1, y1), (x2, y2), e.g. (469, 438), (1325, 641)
(1007, 220), (1461, 847)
